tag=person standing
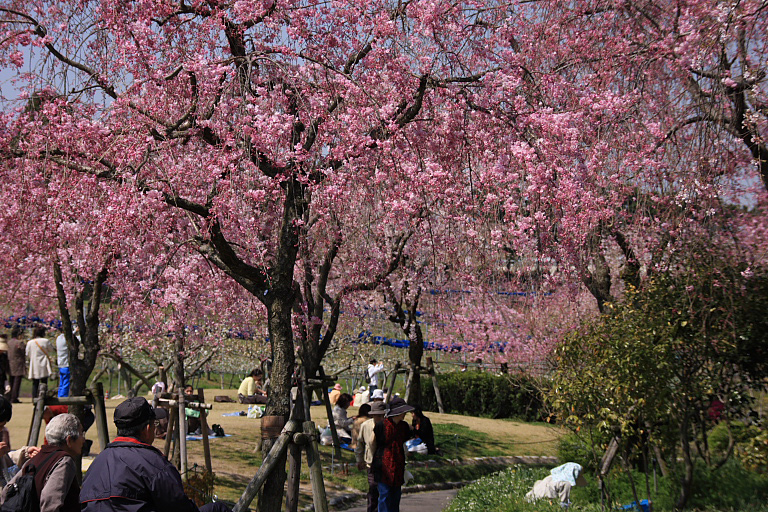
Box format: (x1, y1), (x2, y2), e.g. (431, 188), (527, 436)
(0, 336), (10, 398)
(355, 401), (386, 512)
(26, 326), (53, 401)
(373, 398), (414, 512)
(367, 359), (384, 393)
(7, 326), (26, 403)
(55, 326), (75, 397)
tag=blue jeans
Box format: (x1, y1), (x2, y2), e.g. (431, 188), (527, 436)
(377, 482), (402, 512)
(58, 367), (71, 397)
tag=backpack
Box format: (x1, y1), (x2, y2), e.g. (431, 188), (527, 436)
(363, 367), (371, 384)
(1, 451), (61, 512)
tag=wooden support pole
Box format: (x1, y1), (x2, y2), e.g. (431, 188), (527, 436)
(164, 406), (176, 459)
(286, 439), (302, 512)
(92, 383), (110, 451)
(286, 387), (304, 512)
(304, 420), (329, 512)
(178, 393), (188, 479)
(404, 364), (414, 404)
(197, 388), (212, 475)
(426, 357), (444, 414)
(171, 405), (180, 469)
(28, 383), (47, 447)
(232, 427), (293, 512)
(385, 362), (401, 403)
(321, 384), (341, 460)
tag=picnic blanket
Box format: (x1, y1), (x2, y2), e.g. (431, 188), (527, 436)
(186, 434), (232, 441)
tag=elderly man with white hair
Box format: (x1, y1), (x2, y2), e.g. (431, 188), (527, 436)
(1, 413), (83, 512)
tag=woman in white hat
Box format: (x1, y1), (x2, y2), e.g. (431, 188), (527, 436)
(372, 398), (415, 512)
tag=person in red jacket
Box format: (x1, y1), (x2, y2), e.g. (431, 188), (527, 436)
(372, 398), (414, 512)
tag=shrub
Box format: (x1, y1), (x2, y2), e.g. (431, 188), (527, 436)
(708, 421), (762, 455)
(420, 371), (545, 420)
(740, 430), (768, 473)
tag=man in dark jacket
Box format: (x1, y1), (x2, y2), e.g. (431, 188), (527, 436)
(7, 325), (26, 403)
(80, 397), (229, 512)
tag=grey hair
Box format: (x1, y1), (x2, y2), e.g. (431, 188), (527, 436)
(45, 413), (82, 446)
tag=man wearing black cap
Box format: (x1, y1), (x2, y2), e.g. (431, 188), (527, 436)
(80, 397), (229, 512)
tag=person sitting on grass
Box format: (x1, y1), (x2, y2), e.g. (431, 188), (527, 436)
(332, 393), (355, 442)
(329, 383), (342, 406)
(183, 385), (204, 435)
(237, 369), (268, 404)
(2, 413), (83, 512)
(410, 406), (437, 455)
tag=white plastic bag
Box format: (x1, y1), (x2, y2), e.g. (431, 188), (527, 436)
(319, 426), (333, 446)
(247, 405), (264, 418)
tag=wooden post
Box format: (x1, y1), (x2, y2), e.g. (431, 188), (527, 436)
(197, 388), (213, 475)
(385, 362), (401, 403)
(404, 364), (414, 404)
(304, 420), (329, 512)
(321, 384), (341, 460)
(285, 387), (304, 512)
(92, 383), (110, 451)
(178, 393), (188, 479)
(164, 406), (176, 458)
(28, 383), (47, 447)
(171, 405), (180, 469)
(426, 357), (444, 414)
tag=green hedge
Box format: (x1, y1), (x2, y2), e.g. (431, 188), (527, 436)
(420, 371), (545, 420)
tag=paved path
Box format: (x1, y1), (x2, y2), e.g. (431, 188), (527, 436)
(342, 489), (459, 512)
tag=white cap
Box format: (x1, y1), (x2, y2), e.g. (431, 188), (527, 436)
(372, 389), (385, 399)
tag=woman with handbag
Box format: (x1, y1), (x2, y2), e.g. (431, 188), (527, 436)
(26, 326), (53, 401)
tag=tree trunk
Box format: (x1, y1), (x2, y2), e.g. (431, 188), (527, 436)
(53, 261), (107, 423)
(173, 328), (186, 390)
(676, 410), (694, 510)
(258, 294), (295, 512)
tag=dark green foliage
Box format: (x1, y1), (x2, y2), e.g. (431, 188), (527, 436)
(687, 459), (768, 510)
(420, 371), (545, 420)
(708, 421), (762, 455)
